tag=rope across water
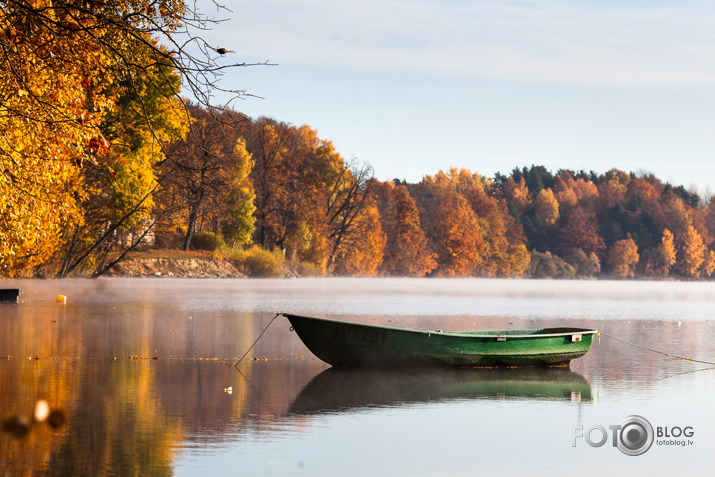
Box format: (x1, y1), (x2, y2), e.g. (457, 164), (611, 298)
(599, 331), (715, 366)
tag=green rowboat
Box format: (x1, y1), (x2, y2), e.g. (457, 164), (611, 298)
(283, 313), (596, 367)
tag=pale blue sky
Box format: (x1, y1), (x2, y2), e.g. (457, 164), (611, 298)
(193, 0), (715, 195)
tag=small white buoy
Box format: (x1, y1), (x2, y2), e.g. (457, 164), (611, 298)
(34, 400), (50, 422)
(224, 386), (233, 394)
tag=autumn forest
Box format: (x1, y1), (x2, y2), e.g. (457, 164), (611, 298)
(2, 1), (714, 280)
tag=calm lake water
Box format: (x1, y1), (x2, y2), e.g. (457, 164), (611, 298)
(2, 278), (715, 476)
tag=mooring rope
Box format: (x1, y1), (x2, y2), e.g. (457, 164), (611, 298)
(599, 331), (715, 366)
(234, 313), (282, 368)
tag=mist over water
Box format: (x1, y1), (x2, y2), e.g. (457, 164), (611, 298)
(224, 277), (715, 321)
(2, 278), (715, 476)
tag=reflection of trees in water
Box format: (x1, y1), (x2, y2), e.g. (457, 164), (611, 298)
(0, 305), (322, 474)
(1, 289), (711, 474)
(48, 360), (179, 476)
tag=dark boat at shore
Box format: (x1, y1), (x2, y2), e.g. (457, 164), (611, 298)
(283, 313), (596, 368)
(0, 289), (20, 303)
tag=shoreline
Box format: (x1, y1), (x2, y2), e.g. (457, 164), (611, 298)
(104, 257), (245, 278)
(0, 247), (699, 280)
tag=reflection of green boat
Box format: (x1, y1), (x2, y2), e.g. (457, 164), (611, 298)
(289, 367), (592, 414)
(283, 313), (596, 367)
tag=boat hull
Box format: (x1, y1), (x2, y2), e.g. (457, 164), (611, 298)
(0, 289), (20, 303)
(284, 313), (596, 368)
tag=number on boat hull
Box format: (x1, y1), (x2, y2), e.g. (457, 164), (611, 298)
(333, 325), (387, 344)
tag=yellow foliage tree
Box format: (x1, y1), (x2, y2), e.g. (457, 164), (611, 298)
(534, 188), (560, 226)
(679, 225), (706, 278)
(221, 139), (257, 246)
(601, 168), (631, 193)
(1, 1), (256, 276)
(0, 1), (242, 276)
(659, 228), (677, 274)
(506, 243), (531, 277)
(1, 3), (114, 274)
(607, 237), (639, 278)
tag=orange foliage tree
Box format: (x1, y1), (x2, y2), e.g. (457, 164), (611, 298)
(245, 119), (302, 249)
(242, 119), (378, 273)
(412, 176), (483, 277)
(373, 181), (437, 276)
(411, 168), (529, 277)
(554, 171), (599, 213)
(598, 168), (630, 209)
(331, 197), (385, 276)
(461, 173), (530, 277)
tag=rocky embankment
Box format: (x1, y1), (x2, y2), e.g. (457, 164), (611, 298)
(107, 258), (244, 278)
